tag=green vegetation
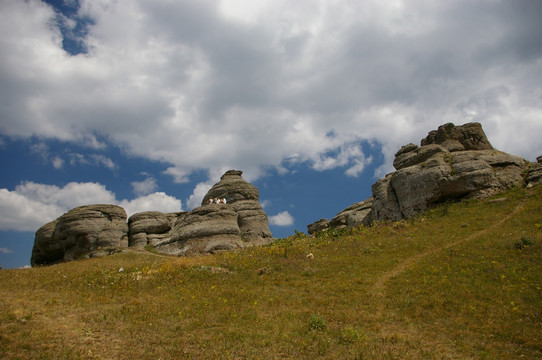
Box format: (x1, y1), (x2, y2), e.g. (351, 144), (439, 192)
(1, 185), (541, 359)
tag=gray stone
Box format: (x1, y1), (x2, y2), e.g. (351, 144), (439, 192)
(31, 220), (60, 266)
(329, 197), (374, 229)
(31, 205), (128, 266)
(231, 200), (273, 242)
(371, 174), (402, 222)
(31, 170), (274, 265)
(394, 143), (418, 157)
(393, 144), (449, 170)
(307, 219), (330, 235)
(421, 122), (494, 151)
(149, 170), (273, 256)
(128, 211), (183, 248)
(202, 170), (259, 204)
(311, 122), (534, 231)
(526, 161), (542, 187)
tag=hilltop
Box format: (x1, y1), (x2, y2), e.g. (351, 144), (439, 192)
(1, 184), (541, 359)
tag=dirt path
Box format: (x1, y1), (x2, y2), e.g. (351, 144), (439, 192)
(371, 197), (527, 299)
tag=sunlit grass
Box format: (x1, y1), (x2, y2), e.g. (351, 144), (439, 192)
(1, 185), (541, 359)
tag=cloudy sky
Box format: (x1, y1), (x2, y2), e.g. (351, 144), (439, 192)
(1, 0), (541, 268)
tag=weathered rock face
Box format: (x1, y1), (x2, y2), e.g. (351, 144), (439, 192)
(329, 198), (374, 230)
(31, 171), (274, 265)
(153, 170), (273, 256)
(526, 156), (542, 188)
(308, 122), (535, 234)
(31, 220), (60, 266)
(307, 219), (330, 235)
(30, 170), (275, 265)
(420, 122), (494, 151)
(128, 211), (184, 248)
(31, 205), (128, 266)
(202, 170), (259, 204)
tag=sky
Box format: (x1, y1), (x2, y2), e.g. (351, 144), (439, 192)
(1, 0), (541, 268)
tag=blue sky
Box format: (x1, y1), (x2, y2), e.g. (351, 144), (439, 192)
(1, 0), (541, 268)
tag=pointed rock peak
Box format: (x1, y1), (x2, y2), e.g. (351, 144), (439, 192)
(202, 170), (259, 205)
(221, 170), (243, 179)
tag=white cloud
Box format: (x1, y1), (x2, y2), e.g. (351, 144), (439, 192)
(90, 154), (116, 170)
(269, 211), (294, 226)
(52, 156), (64, 169)
(68, 153), (117, 170)
(0, 181), (182, 231)
(119, 192), (182, 218)
(163, 167), (190, 184)
(0, 0), (541, 184)
(0, 182), (114, 231)
(186, 182), (213, 210)
(131, 177), (158, 197)
(0, 247), (14, 254)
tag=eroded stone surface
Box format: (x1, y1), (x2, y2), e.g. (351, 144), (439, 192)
(308, 122), (534, 233)
(31, 205), (128, 266)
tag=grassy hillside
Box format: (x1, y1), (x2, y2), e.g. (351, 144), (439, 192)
(1, 185), (541, 360)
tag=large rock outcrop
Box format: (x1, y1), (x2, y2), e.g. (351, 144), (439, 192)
(150, 170), (273, 256)
(31, 205), (128, 266)
(308, 122), (539, 234)
(32, 170), (273, 265)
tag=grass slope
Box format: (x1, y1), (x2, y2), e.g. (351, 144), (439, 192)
(1, 186), (541, 359)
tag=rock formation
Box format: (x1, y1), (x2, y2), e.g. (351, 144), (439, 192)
(308, 122), (541, 234)
(31, 205), (128, 266)
(32, 170), (273, 265)
(128, 211), (183, 248)
(150, 170), (273, 256)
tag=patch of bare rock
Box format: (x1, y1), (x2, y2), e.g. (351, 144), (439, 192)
(31, 170), (273, 266)
(308, 122), (542, 234)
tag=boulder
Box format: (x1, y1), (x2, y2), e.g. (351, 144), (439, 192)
(393, 143), (449, 170)
(135, 170), (273, 256)
(202, 170), (260, 204)
(371, 174), (402, 222)
(31, 220), (60, 266)
(30, 171), (274, 265)
(159, 205), (242, 255)
(421, 122), (494, 151)
(309, 122), (536, 233)
(31, 205), (128, 266)
(526, 157), (542, 187)
(307, 219), (330, 235)
(329, 198), (374, 229)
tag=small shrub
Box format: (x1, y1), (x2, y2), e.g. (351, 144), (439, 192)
(514, 236), (534, 250)
(308, 314), (327, 331)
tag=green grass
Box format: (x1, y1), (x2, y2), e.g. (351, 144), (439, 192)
(1, 185), (541, 359)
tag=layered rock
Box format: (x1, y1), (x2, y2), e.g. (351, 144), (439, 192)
(328, 198), (374, 229)
(526, 156), (542, 188)
(152, 170), (273, 255)
(31, 220), (60, 266)
(308, 122), (537, 234)
(128, 211), (184, 248)
(31, 205), (128, 266)
(31, 170), (274, 265)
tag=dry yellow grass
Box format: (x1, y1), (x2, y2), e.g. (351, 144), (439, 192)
(1, 185), (541, 359)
